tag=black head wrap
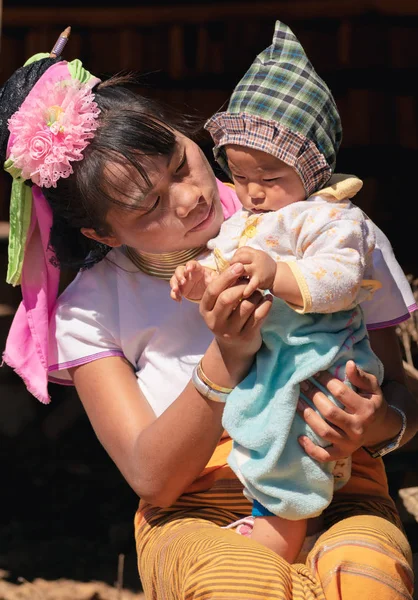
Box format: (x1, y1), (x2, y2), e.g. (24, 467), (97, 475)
(0, 56), (61, 163)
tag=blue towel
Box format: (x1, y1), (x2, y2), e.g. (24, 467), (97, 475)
(222, 299), (384, 520)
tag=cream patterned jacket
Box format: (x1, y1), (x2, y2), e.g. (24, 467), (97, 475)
(204, 175), (381, 314)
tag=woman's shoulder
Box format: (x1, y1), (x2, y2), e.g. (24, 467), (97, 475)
(52, 245), (183, 340)
(56, 247), (136, 310)
(49, 247), (164, 382)
(51, 247), (144, 350)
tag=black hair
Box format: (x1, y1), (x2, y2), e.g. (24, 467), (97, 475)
(0, 65), (201, 271)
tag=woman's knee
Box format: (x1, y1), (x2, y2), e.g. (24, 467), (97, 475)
(306, 515), (414, 600)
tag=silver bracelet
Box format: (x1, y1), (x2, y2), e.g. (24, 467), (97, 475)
(363, 405), (407, 458)
(191, 363), (232, 403)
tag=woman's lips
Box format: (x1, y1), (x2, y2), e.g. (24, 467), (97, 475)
(189, 202), (215, 233)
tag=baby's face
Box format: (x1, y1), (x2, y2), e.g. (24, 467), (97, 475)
(225, 145), (306, 213)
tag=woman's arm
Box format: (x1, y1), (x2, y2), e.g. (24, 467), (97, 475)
(71, 263), (272, 507)
(368, 326), (418, 446)
(71, 351), (226, 507)
(296, 325), (418, 461)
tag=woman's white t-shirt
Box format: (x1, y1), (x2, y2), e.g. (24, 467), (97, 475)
(48, 224), (416, 416)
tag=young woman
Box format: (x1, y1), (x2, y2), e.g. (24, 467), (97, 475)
(1, 49), (416, 600)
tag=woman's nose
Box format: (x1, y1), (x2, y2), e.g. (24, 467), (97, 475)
(248, 182), (266, 201)
(173, 183), (201, 218)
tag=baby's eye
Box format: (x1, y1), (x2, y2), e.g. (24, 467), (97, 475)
(263, 177), (280, 182)
(232, 174), (246, 180)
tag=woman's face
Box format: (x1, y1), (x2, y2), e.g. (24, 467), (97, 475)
(101, 133), (224, 254)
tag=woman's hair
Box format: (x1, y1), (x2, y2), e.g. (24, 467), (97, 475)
(0, 63), (201, 270)
(42, 76), (200, 270)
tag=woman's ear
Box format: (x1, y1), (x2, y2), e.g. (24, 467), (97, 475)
(81, 227), (122, 248)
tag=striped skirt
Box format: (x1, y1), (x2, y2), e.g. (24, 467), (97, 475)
(134, 444), (414, 600)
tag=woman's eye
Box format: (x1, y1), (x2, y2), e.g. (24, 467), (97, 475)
(176, 153), (187, 173)
(144, 196), (161, 214)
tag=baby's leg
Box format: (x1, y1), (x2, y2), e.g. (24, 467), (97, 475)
(252, 500), (307, 562)
(252, 516), (307, 563)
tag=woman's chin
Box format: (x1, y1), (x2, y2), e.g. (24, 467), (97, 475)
(185, 207), (223, 248)
(185, 231), (214, 249)
(196, 221), (222, 247)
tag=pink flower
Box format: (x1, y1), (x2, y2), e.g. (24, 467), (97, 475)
(29, 132), (52, 160)
(8, 76), (100, 188)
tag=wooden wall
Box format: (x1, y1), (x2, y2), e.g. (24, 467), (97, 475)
(1, 1), (418, 276)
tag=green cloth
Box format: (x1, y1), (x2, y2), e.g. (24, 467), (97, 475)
(4, 159), (32, 286)
(67, 58), (96, 84)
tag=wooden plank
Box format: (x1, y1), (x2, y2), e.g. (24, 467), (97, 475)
(0, 304), (15, 317)
(337, 20), (352, 66)
(3, 2), (418, 32)
(375, 0), (418, 16)
(395, 96), (418, 149)
(1, 2), (370, 29)
(119, 28), (139, 72)
(2, 0), (418, 28)
(196, 25), (209, 74)
(168, 25), (184, 80)
(0, 221), (9, 240)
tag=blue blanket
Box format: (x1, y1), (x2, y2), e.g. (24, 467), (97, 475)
(222, 299), (384, 520)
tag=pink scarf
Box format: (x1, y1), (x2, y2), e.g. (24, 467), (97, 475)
(2, 179), (240, 404)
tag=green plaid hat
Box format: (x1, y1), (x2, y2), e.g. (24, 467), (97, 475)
(205, 20), (342, 196)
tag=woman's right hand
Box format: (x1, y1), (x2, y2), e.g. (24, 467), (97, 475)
(72, 262), (272, 507)
(200, 262), (272, 359)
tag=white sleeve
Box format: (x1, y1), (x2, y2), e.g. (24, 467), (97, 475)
(48, 267), (124, 384)
(361, 223), (416, 329)
(287, 204), (375, 313)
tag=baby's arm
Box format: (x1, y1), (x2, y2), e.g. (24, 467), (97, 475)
(282, 203), (376, 313)
(232, 202), (377, 313)
(170, 261), (216, 302)
(231, 247), (303, 307)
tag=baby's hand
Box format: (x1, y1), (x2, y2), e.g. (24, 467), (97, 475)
(170, 261), (215, 303)
(230, 247), (277, 297)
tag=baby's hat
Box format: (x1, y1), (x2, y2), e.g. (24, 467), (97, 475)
(205, 20), (342, 196)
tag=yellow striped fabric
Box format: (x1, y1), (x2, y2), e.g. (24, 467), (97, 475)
(134, 442), (414, 599)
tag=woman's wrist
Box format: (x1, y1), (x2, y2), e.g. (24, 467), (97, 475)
(365, 378), (418, 450)
(192, 360), (233, 403)
(201, 339), (256, 390)
(363, 401), (404, 450)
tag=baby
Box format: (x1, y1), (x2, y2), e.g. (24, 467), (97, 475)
(170, 20), (383, 562)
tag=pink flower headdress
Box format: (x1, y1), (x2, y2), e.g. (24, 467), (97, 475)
(3, 57), (101, 404)
(8, 70), (100, 188)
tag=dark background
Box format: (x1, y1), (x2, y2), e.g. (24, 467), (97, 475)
(1, 1), (417, 272)
(0, 1), (418, 594)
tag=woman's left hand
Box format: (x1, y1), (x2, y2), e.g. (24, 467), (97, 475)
(296, 360), (393, 461)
